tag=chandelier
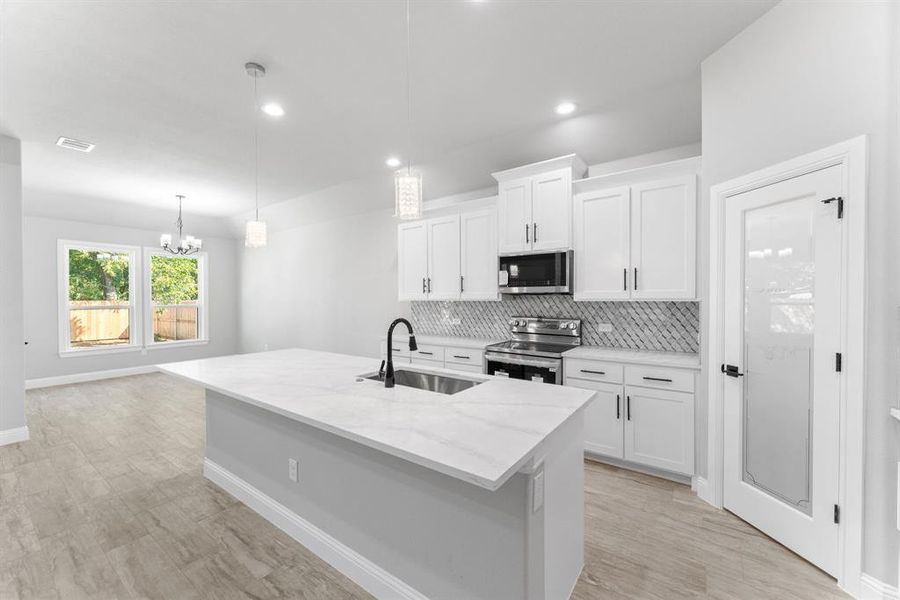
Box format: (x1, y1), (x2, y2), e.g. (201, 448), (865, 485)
(160, 195), (202, 255)
(245, 61), (268, 247)
(394, 0), (422, 220)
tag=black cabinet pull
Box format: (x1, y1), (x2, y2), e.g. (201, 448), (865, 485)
(634, 267), (638, 291)
(623, 268), (627, 291)
(642, 376), (673, 383)
(392, 348), (401, 352)
(525, 223), (530, 243)
(418, 351), (433, 356)
(422, 277), (426, 294)
(533, 222), (538, 243)
(616, 394), (621, 420)
(453, 355), (470, 360)
(580, 369), (606, 375)
(460, 275), (464, 293)
(626, 396), (631, 420)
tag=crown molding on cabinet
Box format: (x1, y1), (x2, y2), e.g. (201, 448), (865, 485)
(491, 154), (588, 182)
(573, 156), (701, 194)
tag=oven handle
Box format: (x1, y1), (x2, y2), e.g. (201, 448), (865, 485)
(484, 352), (560, 370)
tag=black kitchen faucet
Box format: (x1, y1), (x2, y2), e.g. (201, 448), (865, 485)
(383, 318), (417, 388)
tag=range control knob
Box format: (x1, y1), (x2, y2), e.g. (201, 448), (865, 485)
(568, 322), (577, 330)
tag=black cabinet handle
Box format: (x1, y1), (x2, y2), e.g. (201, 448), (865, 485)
(580, 369), (606, 375)
(418, 351), (433, 356)
(392, 348), (401, 352)
(427, 278), (432, 293)
(533, 222), (538, 243)
(422, 277), (426, 293)
(453, 355), (470, 360)
(642, 376), (673, 383)
(616, 394), (621, 420)
(634, 267), (638, 291)
(626, 396), (631, 420)
(525, 223), (530, 243)
(460, 275), (464, 293)
(623, 268), (627, 291)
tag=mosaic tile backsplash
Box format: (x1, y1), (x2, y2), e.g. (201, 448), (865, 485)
(411, 297), (700, 353)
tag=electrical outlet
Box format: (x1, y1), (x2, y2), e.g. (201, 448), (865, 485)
(597, 323), (614, 334)
(288, 458), (298, 482)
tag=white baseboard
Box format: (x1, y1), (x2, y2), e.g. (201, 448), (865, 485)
(860, 573), (899, 600)
(25, 365), (159, 390)
(0, 426), (29, 447)
(203, 458), (427, 600)
(693, 476), (720, 507)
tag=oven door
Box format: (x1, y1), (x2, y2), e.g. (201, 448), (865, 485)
(498, 250), (572, 294)
(484, 352), (562, 384)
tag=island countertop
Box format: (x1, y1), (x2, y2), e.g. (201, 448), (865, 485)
(158, 348), (595, 491)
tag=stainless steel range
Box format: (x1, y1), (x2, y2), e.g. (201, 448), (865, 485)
(483, 316), (581, 384)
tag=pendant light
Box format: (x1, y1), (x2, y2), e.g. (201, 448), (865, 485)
(394, 0), (422, 220)
(245, 62), (268, 248)
(160, 195), (202, 255)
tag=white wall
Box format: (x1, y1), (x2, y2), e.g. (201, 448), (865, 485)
(0, 135), (26, 436)
(239, 207), (410, 360)
(23, 216), (240, 381)
(701, 1), (899, 586)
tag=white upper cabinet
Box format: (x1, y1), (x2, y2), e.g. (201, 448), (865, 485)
(494, 155), (587, 255)
(426, 215), (461, 301)
(460, 209), (499, 300)
(573, 158), (699, 301)
(573, 186), (631, 300)
(630, 175), (696, 300)
(531, 168), (572, 251)
(398, 221), (428, 301)
(497, 178), (532, 254)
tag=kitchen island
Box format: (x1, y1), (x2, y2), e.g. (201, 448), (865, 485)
(159, 348), (595, 600)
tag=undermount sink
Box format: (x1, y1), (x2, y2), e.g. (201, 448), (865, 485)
(360, 369), (484, 395)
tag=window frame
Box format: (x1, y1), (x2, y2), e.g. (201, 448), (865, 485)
(57, 240), (142, 357)
(142, 248), (209, 350)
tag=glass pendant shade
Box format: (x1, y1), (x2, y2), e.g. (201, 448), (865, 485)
(245, 220), (267, 248)
(394, 171), (423, 220)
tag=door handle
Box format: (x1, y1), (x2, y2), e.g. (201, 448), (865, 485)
(616, 394), (621, 420)
(533, 222), (538, 243)
(721, 364), (745, 378)
(626, 395), (631, 420)
(525, 223), (530, 243)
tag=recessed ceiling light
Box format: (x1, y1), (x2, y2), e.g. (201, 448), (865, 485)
(260, 103), (285, 117)
(385, 156), (402, 168)
(56, 136), (95, 152)
(555, 101), (576, 116)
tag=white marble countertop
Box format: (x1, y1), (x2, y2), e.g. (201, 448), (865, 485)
(562, 347), (701, 370)
(159, 348), (595, 491)
(380, 334), (501, 350)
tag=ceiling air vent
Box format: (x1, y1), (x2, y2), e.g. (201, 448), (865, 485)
(56, 136), (95, 153)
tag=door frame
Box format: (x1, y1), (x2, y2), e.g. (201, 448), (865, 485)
(702, 136), (867, 596)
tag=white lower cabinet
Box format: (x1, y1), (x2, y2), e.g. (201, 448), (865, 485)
(566, 378), (624, 458)
(380, 341), (485, 375)
(623, 385), (694, 476)
(566, 359), (695, 477)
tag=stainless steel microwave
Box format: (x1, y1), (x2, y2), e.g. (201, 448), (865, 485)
(498, 250), (573, 294)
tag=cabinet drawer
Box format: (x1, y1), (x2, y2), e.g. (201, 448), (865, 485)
(444, 346), (483, 368)
(565, 358), (624, 384)
(625, 365), (694, 393)
(382, 341), (411, 358)
(412, 344), (445, 362)
(410, 357), (443, 368)
(446, 363), (483, 374)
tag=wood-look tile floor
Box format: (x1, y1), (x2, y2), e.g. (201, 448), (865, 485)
(0, 373), (847, 600)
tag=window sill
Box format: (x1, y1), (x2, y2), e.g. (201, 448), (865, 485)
(60, 345), (143, 358)
(145, 339), (209, 351)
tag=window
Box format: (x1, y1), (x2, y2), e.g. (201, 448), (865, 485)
(144, 250), (208, 347)
(59, 242), (140, 354)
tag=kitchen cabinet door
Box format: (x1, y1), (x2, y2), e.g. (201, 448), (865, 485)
(573, 186), (631, 300)
(624, 386), (694, 475)
(566, 378), (624, 459)
(531, 168), (572, 251)
(460, 209), (499, 300)
(497, 177), (532, 254)
(630, 175), (696, 299)
(426, 215), (461, 300)
(397, 221), (428, 301)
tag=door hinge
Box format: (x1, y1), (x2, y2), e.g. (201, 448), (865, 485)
(821, 196), (844, 219)
(834, 504), (840, 524)
(835, 352), (842, 372)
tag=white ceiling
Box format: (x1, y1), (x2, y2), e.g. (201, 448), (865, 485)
(0, 0), (774, 218)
